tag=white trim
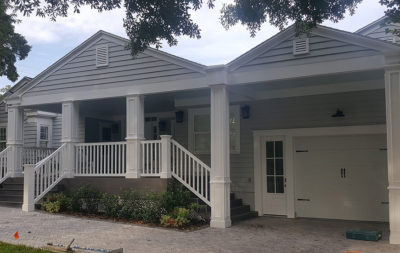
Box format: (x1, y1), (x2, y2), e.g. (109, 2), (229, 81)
(253, 124), (386, 217)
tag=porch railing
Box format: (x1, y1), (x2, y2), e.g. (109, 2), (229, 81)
(22, 147), (56, 166)
(170, 140), (211, 206)
(75, 142), (126, 176)
(32, 144), (67, 203)
(0, 147), (10, 185)
(140, 140), (162, 176)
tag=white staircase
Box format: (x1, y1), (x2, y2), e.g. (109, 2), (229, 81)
(0, 147), (10, 185)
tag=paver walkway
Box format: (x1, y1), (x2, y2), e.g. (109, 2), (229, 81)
(0, 206), (399, 253)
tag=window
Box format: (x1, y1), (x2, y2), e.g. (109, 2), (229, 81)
(266, 141), (284, 194)
(39, 126), (49, 148)
(189, 106), (240, 154)
(0, 127), (6, 151)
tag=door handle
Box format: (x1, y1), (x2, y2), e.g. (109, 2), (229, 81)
(343, 168), (346, 178)
(340, 168), (343, 178)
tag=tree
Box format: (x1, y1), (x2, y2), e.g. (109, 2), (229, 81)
(2, 0), (400, 82)
(0, 0), (31, 82)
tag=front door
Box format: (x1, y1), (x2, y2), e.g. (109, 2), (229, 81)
(261, 137), (287, 215)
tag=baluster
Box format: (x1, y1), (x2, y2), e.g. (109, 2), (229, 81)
(197, 163), (200, 192)
(122, 144), (126, 173)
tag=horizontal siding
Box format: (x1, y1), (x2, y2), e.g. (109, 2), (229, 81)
(238, 35), (380, 70)
(177, 89), (386, 209)
(362, 24), (400, 44)
(26, 40), (203, 95)
(23, 120), (37, 147)
(52, 114), (62, 148)
(0, 103), (7, 124)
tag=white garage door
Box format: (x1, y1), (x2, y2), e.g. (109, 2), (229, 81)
(294, 134), (388, 222)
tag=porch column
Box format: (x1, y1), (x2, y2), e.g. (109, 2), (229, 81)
(61, 101), (79, 178)
(385, 65), (400, 244)
(7, 105), (24, 177)
(126, 94), (144, 178)
(210, 84), (231, 228)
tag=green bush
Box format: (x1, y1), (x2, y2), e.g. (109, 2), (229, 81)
(100, 193), (121, 218)
(136, 193), (166, 223)
(160, 182), (191, 212)
(41, 193), (70, 213)
(160, 207), (190, 227)
(119, 190), (140, 219)
(69, 185), (101, 214)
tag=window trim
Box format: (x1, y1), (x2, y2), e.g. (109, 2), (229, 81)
(188, 105), (240, 155)
(0, 126), (7, 151)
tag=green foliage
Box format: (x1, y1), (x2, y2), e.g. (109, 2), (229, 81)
(41, 193), (70, 213)
(160, 181), (191, 212)
(100, 193), (121, 217)
(0, 241), (52, 253)
(69, 185), (101, 214)
(118, 190), (140, 219)
(0, 1), (31, 82)
(160, 207), (190, 227)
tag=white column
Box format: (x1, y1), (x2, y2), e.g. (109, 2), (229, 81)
(61, 101), (79, 178)
(7, 105), (24, 178)
(126, 95), (144, 178)
(22, 164), (35, 212)
(210, 84), (231, 228)
(160, 135), (172, 178)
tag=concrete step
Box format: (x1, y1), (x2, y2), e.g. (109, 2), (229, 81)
(231, 211), (258, 224)
(231, 205), (250, 216)
(0, 200), (22, 208)
(0, 182), (24, 190)
(231, 198), (243, 207)
(0, 195), (23, 202)
(0, 189), (23, 195)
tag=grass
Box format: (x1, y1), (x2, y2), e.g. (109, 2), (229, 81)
(0, 242), (53, 253)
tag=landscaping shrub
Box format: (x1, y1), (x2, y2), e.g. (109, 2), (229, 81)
(160, 181), (191, 212)
(41, 193), (70, 213)
(119, 190), (140, 219)
(136, 193), (166, 223)
(100, 193), (121, 218)
(69, 185), (101, 214)
(160, 207), (190, 227)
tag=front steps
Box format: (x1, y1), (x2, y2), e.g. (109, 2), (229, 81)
(231, 193), (258, 224)
(0, 178), (23, 207)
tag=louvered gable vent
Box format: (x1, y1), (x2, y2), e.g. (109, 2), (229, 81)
(293, 38), (309, 55)
(96, 45), (109, 67)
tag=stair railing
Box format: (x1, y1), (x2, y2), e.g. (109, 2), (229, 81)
(0, 147), (10, 185)
(23, 144), (67, 211)
(170, 139), (211, 206)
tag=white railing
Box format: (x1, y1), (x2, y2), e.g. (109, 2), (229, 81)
(33, 144), (67, 203)
(23, 147), (56, 166)
(0, 147), (10, 185)
(75, 142), (126, 176)
(140, 140), (162, 176)
(170, 140), (211, 206)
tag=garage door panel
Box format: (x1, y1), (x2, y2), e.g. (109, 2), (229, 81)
(294, 134), (388, 222)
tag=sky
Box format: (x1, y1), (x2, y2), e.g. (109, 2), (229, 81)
(0, 0), (387, 89)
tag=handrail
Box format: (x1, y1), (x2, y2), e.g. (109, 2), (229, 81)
(170, 139), (211, 206)
(33, 144), (67, 203)
(0, 147), (11, 185)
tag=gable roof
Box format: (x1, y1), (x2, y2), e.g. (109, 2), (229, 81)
(13, 30), (207, 99)
(356, 16), (388, 34)
(226, 24), (400, 71)
(1, 76), (32, 103)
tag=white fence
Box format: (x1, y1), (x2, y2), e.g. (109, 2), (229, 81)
(32, 144), (67, 203)
(0, 147), (10, 185)
(75, 142), (126, 176)
(140, 140), (162, 176)
(22, 147), (56, 166)
(170, 140), (211, 205)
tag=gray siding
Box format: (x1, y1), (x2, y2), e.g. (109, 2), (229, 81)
(25, 39), (204, 96)
(52, 114), (62, 148)
(238, 35), (380, 71)
(177, 89), (386, 209)
(23, 120), (37, 147)
(0, 103), (7, 124)
(360, 23), (400, 44)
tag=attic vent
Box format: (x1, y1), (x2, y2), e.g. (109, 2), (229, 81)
(293, 38), (309, 55)
(96, 45), (108, 67)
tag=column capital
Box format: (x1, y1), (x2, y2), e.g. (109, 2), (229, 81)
(385, 64), (400, 72)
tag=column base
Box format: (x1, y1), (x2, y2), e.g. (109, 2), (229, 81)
(210, 217), (231, 228)
(22, 203), (35, 212)
(63, 171), (75, 179)
(160, 172), (171, 179)
(125, 172), (141, 179)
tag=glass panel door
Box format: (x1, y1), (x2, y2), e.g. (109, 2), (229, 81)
(266, 141), (284, 194)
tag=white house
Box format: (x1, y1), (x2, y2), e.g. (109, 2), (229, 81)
(2, 17), (400, 243)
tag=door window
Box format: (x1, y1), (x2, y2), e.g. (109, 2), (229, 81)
(266, 141), (284, 193)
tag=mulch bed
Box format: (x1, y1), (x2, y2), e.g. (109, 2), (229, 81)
(38, 210), (209, 232)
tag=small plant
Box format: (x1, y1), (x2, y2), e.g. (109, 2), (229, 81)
(69, 185), (101, 214)
(160, 207), (190, 228)
(100, 193), (121, 218)
(160, 181), (191, 212)
(41, 193), (70, 213)
(119, 190), (140, 219)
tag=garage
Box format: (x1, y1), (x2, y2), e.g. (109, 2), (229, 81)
(294, 134), (389, 221)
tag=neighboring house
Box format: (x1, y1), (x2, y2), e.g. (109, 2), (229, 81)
(2, 17), (400, 243)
